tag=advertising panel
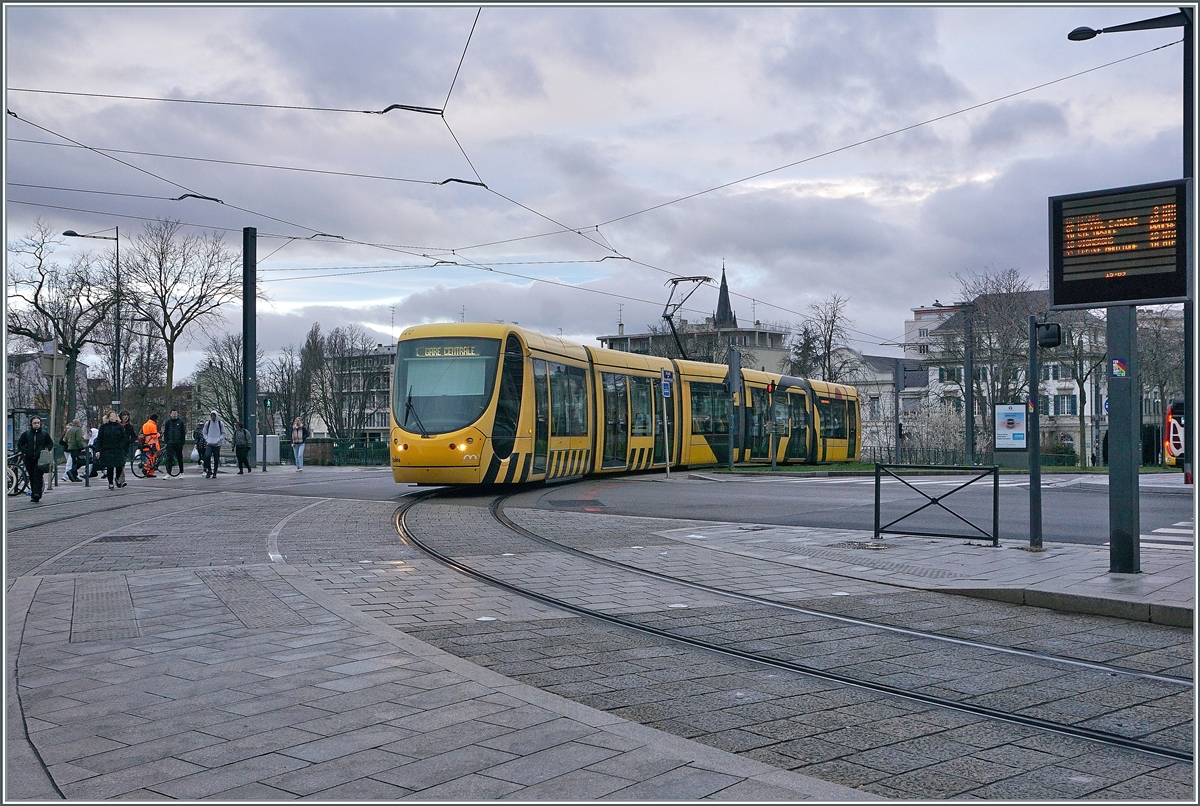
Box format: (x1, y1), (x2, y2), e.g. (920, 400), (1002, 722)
(994, 403), (1027, 451)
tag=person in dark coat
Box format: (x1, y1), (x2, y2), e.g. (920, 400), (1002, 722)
(118, 411), (137, 486)
(95, 411), (130, 490)
(193, 424), (207, 474)
(16, 416), (54, 503)
(233, 421), (253, 474)
(162, 409), (187, 476)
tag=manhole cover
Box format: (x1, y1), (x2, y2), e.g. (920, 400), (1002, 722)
(95, 534), (157, 543)
(831, 541), (888, 550)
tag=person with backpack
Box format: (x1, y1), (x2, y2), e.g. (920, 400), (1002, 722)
(16, 416), (54, 503)
(63, 419), (86, 482)
(233, 421), (253, 474)
(201, 411), (227, 479)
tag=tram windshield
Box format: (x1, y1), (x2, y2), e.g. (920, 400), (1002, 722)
(393, 337), (501, 434)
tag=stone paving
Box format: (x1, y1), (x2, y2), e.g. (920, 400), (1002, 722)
(4, 469), (1195, 801)
(5, 478), (866, 801)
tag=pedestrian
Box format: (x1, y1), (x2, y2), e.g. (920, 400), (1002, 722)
(87, 422), (100, 477)
(193, 423), (207, 474)
(63, 419), (86, 482)
(233, 421), (253, 474)
(119, 412), (137, 482)
(95, 411), (128, 490)
(291, 416), (310, 471)
(16, 416), (54, 503)
(162, 409), (187, 476)
(202, 411), (227, 478)
(140, 414), (162, 477)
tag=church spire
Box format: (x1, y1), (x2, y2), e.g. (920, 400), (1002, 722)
(714, 261), (737, 328)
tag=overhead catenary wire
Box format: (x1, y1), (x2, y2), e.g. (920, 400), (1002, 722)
(444, 8), (481, 112)
(6, 86), (443, 116)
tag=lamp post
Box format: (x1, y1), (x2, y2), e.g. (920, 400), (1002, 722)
(63, 227), (120, 412)
(1069, 8), (1194, 486)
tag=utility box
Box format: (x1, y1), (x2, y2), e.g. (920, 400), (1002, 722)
(256, 434), (280, 464)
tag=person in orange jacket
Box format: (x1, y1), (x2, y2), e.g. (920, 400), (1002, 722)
(140, 414), (161, 477)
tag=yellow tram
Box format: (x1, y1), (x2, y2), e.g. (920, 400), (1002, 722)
(390, 323), (860, 485)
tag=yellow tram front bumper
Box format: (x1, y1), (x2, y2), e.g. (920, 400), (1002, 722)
(391, 426), (487, 485)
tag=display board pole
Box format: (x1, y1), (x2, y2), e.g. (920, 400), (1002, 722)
(1028, 317), (1042, 550)
(1107, 305), (1140, 573)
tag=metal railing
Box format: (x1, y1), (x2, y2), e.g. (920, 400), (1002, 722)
(279, 439), (390, 466)
(874, 463), (1000, 546)
(863, 446), (1084, 468)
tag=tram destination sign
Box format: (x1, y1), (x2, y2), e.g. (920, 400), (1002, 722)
(1049, 179), (1191, 309)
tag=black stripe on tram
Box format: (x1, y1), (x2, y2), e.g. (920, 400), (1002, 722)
(502, 455), (520, 484)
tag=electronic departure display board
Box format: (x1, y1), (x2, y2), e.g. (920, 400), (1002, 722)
(1049, 179), (1191, 309)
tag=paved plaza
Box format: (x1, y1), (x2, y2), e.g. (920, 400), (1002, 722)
(4, 466), (1194, 800)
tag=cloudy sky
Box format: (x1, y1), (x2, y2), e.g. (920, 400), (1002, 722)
(5, 4), (1187, 378)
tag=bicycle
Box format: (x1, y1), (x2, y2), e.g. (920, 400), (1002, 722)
(7, 451), (29, 496)
(130, 443), (161, 478)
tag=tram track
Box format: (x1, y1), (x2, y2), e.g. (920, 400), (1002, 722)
(395, 491), (1193, 764)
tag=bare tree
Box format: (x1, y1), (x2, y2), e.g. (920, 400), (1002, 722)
(804, 293), (855, 382)
(123, 218), (240, 411)
(262, 343), (312, 435)
(1052, 308), (1107, 466)
(7, 219), (116, 433)
(1138, 305), (1185, 462)
(310, 324), (389, 440)
(928, 268), (1045, 451)
(194, 332), (263, 429)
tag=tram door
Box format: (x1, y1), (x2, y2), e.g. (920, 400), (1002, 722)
(628, 376), (655, 470)
(785, 392), (810, 461)
(601, 373), (629, 469)
(532, 359), (549, 475)
(749, 387), (771, 459)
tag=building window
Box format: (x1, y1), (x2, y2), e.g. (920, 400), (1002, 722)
(1053, 394), (1076, 416)
(918, 328), (928, 337)
(869, 396), (880, 419)
(918, 344), (928, 354)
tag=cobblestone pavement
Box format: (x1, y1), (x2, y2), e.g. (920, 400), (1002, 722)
(374, 498), (1193, 800)
(5, 475), (866, 801)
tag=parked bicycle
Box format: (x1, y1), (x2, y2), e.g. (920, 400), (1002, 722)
(7, 450), (29, 496)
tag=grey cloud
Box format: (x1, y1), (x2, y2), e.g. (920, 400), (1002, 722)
(765, 7), (970, 117)
(968, 100), (1069, 151)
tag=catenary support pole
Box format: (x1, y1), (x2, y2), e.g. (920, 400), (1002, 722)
(1028, 316), (1042, 549)
(964, 307), (974, 465)
(1183, 11), (1194, 485)
(1107, 305), (1140, 573)
(243, 227), (257, 466)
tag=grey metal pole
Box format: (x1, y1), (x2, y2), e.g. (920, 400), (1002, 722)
(728, 346), (740, 470)
(1107, 305), (1140, 573)
(243, 227), (257, 466)
(1028, 316), (1043, 549)
(1184, 12), (1194, 485)
(893, 358), (903, 463)
(114, 225), (121, 411)
(964, 307), (974, 465)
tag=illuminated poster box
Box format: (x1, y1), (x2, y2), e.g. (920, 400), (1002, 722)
(1049, 179), (1191, 309)
(994, 403), (1027, 451)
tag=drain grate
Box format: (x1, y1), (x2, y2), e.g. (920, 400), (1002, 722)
(95, 534), (157, 543)
(71, 576), (140, 641)
(831, 541), (889, 550)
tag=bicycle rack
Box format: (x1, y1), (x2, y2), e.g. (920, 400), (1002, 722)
(874, 464), (1000, 546)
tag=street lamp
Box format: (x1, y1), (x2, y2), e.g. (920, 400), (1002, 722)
(63, 226), (121, 412)
(1068, 8), (1194, 486)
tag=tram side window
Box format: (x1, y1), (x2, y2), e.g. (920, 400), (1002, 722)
(817, 398), (847, 439)
(690, 382), (729, 434)
(629, 376), (653, 436)
(549, 362), (588, 437)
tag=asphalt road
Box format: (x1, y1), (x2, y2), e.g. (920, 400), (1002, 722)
(518, 472), (1194, 547)
(131, 466), (1193, 547)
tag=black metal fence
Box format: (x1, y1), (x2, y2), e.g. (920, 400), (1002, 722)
(279, 438), (390, 466)
(874, 463), (1000, 546)
(862, 446), (1081, 467)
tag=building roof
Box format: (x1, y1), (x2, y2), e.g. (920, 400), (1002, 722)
(930, 289), (1050, 333)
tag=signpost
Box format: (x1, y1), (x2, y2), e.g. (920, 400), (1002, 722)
(660, 369), (673, 479)
(1049, 180), (1192, 572)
